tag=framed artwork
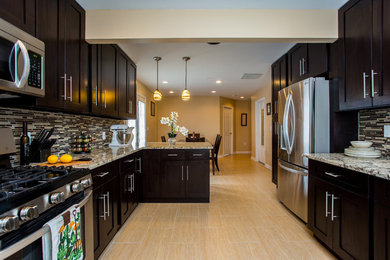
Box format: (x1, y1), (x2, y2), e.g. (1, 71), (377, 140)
(151, 101), (155, 116)
(241, 113), (247, 126)
(266, 103), (271, 115)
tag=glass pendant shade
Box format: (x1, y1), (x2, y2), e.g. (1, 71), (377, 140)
(181, 89), (190, 101)
(153, 89), (162, 101)
(153, 56), (162, 101)
(182, 56), (191, 101)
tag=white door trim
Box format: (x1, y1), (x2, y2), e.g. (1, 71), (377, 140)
(222, 106), (234, 156)
(255, 98), (266, 164)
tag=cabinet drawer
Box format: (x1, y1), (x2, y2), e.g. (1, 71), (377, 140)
(373, 177), (390, 207)
(120, 155), (135, 172)
(92, 162), (117, 189)
(186, 150), (209, 160)
(309, 160), (369, 196)
(161, 150), (185, 161)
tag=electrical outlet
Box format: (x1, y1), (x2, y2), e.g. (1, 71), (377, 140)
(102, 132), (106, 140)
(384, 125), (390, 138)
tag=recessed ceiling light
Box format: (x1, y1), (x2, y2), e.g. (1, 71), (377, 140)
(216, 80), (222, 84)
(162, 81), (168, 84)
(211, 90), (216, 94)
(169, 91), (174, 94)
(240, 96), (245, 99)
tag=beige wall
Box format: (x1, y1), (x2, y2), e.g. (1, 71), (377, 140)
(251, 68), (273, 168)
(86, 9), (338, 42)
(235, 100), (251, 153)
(157, 96), (220, 143)
(137, 81), (158, 142)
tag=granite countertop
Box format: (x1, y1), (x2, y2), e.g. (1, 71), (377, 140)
(70, 142), (213, 170)
(304, 153), (390, 180)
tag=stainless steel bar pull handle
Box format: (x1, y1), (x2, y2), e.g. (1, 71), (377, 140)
(67, 76), (73, 101)
(192, 154), (203, 157)
(324, 172), (341, 178)
(363, 72), (369, 98)
(95, 85), (98, 106)
(325, 192), (331, 217)
(371, 69), (378, 97)
(61, 74), (67, 101)
(302, 58), (305, 75)
(299, 59), (302, 76)
(99, 195), (106, 220)
(106, 192), (110, 217)
(124, 159), (134, 163)
(132, 174), (134, 192)
(168, 154), (178, 157)
(96, 172), (109, 178)
(104, 90), (107, 108)
(331, 194), (339, 221)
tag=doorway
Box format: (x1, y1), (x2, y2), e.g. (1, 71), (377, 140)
(223, 106), (234, 156)
(255, 98), (266, 164)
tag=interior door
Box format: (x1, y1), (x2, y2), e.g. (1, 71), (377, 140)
(223, 107), (233, 156)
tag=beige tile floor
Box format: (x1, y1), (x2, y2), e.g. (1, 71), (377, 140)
(99, 154), (336, 260)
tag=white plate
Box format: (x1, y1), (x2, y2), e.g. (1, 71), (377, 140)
(344, 148), (380, 155)
(347, 146), (374, 151)
(344, 152), (381, 158)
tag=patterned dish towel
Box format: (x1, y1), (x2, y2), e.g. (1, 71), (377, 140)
(43, 205), (84, 260)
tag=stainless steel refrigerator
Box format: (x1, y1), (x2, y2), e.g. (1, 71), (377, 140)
(277, 77), (330, 223)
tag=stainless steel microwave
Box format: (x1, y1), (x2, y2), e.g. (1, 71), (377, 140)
(0, 18), (45, 97)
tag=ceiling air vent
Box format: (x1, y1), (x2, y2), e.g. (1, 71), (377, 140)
(241, 73), (262, 79)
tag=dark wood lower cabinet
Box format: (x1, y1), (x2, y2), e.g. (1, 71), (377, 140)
(186, 160), (210, 200)
(119, 155), (138, 225)
(374, 203), (390, 259)
(93, 176), (118, 259)
(142, 149), (210, 202)
(308, 160), (370, 260)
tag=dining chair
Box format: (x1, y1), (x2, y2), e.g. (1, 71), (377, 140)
(210, 134), (222, 175)
(161, 136), (166, 142)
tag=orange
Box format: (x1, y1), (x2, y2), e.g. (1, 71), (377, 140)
(60, 154), (73, 163)
(47, 155), (59, 164)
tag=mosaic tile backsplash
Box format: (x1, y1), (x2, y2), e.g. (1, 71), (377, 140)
(359, 108), (390, 157)
(0, 107), (125, 163)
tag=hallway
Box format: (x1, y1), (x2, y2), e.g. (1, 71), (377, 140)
(100, 154), (335, 259)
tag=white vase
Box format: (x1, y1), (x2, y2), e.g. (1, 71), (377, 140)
(168, 137), (176, 146)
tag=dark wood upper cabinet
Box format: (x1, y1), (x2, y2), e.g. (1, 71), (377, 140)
(288, 43), (328, 86)
(100, 45), (118, 115)
(89, 44), (102, 114)
(288, 44), (308, 85)
(372, 0), (390, 106)
(0, 0), (36, 35)
(118, 50), (137, 119)
(339, 0), (372, 110)
(338, 0), (390, 110)
(35, 0), (62, 109)
(34, 0), (88, 113)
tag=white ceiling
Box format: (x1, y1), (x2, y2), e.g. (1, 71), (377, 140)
(120, 42), (294, 99)
(77, 0), (348, 10)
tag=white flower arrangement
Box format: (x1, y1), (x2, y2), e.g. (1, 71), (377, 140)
(160, 112), (188, 137)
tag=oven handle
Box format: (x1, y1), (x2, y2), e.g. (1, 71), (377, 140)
(0, 190), (92, 259)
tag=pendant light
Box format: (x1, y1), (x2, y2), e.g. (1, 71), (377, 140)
(182, 57), (191, 101)
(153, 56), (162, 101)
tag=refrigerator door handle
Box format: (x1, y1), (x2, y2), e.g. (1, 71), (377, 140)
(283, 93), (295, 155)
(278, 161), (308, 176)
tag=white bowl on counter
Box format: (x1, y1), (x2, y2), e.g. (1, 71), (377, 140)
(350, 141), (373, 148)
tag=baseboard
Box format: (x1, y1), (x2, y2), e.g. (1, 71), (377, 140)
(251, 157), (257, 161)
(234, 151), (251, 154)
(265, 164), (272, 170)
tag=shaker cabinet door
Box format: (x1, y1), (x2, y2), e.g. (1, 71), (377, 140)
(339, 0), (372, 110)
(0, 0), (36, 35)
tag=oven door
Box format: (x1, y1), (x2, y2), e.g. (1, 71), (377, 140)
(0, 190), (93, 260)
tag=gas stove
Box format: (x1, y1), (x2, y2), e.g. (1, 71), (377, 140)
(0, 165), (92, 237)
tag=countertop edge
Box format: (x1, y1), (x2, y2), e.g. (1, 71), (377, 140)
(304, 153), (390, 181)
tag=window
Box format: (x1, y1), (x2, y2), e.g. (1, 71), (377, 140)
(127, 95), (146, 147)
